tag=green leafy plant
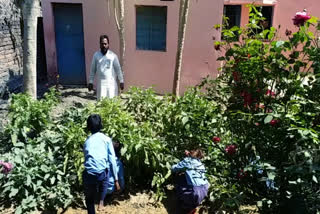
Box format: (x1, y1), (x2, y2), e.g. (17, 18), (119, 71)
(205, 5), (320, 213)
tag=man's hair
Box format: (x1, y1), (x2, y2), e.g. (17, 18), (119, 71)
(99, 35), (110, 44)
(87, 114), (103, 133)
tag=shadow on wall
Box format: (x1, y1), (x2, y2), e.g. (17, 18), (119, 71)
(0, 68), (23, 100)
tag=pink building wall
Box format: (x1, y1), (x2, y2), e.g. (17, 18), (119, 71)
(225, 0), (320, 39)
(42, 0), (224, 94)
(43, 0), (319, 94)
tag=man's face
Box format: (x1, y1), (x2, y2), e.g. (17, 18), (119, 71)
(100, 38), (109, 54)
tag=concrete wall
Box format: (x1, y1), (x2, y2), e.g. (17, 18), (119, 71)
(42, 0), (224, 94)
(0, 0), (23, 97)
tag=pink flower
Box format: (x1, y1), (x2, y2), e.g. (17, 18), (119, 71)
(255, 122), (260, 126)
(293, 10), (311, 26)
(184, 150), (190, 157)
(0, 161), (13, 174)
(212, 136), (221, 144)
(270, 119), (279, 126)
(266, 90), (276, 97)
(225, 145), (237, 155)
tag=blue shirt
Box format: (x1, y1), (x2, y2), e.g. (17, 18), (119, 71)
(172, 157), (208, 187)
(107, 158), (125, 194)
(83, 132), (118, 180)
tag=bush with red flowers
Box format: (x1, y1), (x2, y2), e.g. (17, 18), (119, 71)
(205, 4), (320, 214)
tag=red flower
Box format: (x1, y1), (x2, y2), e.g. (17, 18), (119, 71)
(212, 136), (221, 144)
(285, 29), (292, 36)
(270, 119), (279, 126)
(243, 92), (252, 107)
(255, 122), (260, 126)
(237, 169), (248, 180)
(232, 72), (240, 82)
(225, 145), (237, 155)
(214, 44), (221, 51)
(293, 10), (311, 26)
(247, 54), (251, 58)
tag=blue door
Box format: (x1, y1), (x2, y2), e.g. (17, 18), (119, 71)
(54, 4), (86, 85)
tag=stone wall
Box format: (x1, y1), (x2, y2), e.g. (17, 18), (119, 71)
(0, 0), (23, 97)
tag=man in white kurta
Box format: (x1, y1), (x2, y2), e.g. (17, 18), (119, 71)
(88, 35), (124, 100)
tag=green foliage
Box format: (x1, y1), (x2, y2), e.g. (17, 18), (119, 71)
(2, 88), (60, 147)
(206, 4), (320, 213)
(2, 7), (320, 212)
(0, 142), (73, 214)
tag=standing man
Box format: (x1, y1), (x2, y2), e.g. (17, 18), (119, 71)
(88, 35), (124, 100)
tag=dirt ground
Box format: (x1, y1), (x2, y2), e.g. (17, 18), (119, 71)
(62, 192), (172, 214)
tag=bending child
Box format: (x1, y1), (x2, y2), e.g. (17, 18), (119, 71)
(82, 114), (120, 214)
(105, 140), (125, 200)
(172, 148), (209, 214)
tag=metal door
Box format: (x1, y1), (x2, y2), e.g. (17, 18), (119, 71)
(54, 4), (86, 85)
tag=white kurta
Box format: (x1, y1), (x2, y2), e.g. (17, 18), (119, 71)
(89, 50), (124, 100)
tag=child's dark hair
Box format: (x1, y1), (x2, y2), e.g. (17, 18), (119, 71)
(87, 114), (103, 134)
(113, 140), (122, 158)
(189, 149), (205, 159)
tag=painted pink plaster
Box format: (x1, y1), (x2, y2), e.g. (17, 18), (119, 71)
(42, 0), (224, 94)
(225, 0), (320, 39)
(272, 0), (319, 39)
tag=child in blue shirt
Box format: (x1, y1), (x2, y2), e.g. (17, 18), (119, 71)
(105, 140), (125, 196)
(83, 114), (120, 214)
(172, 149), (209, 214)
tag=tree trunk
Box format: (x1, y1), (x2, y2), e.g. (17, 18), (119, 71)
(172, 0), (190, 100)
(22, 0), (40, 99)
(113, 0), (125, 68)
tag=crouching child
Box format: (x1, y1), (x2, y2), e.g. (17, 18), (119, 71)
(172, 148), (209, 214)
(104, 140), (125, 200)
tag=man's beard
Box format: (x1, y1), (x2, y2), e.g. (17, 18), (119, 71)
(100, 47), (108, 55)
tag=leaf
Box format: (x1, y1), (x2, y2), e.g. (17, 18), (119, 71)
(257, 201), (263, 207)
(11, 134), (17, 145)
(26, 175), (32, 186)
(267, 172), (276, 180)
(312, 175), (318, 183)
(14, 142), (25, 148)
(9, 188), (19, 198)
(264, 115), (273, 124)
(50, 177), (55, 185)
(276, 41), (285, 48)
(15, 207), (22, 214)
(182, 117), (189, 125)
